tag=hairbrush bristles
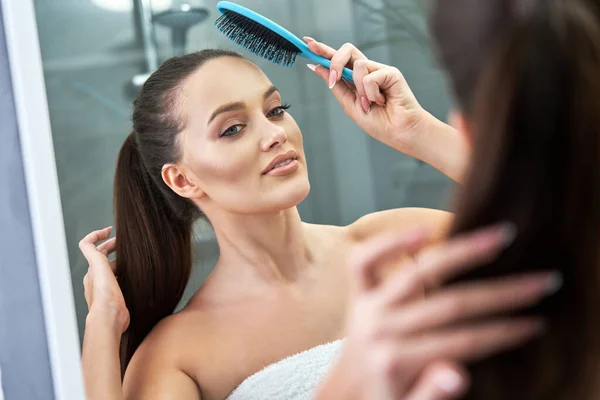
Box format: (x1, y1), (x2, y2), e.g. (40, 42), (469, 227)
(215, 10), (301, 67)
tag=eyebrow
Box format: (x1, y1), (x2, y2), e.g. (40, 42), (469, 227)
(207, 85), (280, 126)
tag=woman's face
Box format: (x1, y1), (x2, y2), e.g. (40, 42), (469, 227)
(174, 56), (310, 215)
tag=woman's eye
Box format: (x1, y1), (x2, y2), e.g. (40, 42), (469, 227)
(267, 104), (291, 118)
(220, 124), (244, 138)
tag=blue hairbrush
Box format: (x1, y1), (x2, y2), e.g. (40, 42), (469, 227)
(214, 1), (355, 85)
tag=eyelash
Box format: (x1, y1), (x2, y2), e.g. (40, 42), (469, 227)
(219, 104), (292, 138)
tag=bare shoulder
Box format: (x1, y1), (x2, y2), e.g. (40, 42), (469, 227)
(123, 311), (204, 400)
(303, 221), (348, 247)
(345, 207), (454, 244)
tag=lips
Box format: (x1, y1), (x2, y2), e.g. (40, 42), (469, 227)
(262, 150), (298, 174)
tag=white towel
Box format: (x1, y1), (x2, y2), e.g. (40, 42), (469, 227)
(226, 340), (345, 400)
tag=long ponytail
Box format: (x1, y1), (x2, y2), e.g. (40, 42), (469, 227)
(432, 0), (600, 398)
(114, 133), (193, 374)
(112, 49), (244, 375)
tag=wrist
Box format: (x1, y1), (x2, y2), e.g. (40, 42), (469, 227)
(399, 109), (442, 159)
(404, 111), (469, 183)
(86, 307), (127, 337)
(82, 310), (125, 400)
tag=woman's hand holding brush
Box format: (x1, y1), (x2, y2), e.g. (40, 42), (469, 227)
(304, 38), (468, 183)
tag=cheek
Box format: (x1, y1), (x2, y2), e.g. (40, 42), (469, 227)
(285, 119), (304, 152)
(191, 144), (258, 198)
(196, 152), (250, 185)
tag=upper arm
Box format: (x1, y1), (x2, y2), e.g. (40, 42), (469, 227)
(124, 362), (200, 400)
(345, 207), (454, 244)
(123, 324), (202, 400)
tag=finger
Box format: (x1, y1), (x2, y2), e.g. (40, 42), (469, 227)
(80, 226), (112, 247)
(363, 69), (390, 106)
(329, 43), (368, 88)
(304, 37), (338, 60)
(352, 59), (370, 102)
(79, 227), (112, 260)
(303, 37), (367, 67)
(308, 63), (328, 83)
(79, 228), (118, 284)
(379, 222), (518, 304)
(386, 272), (560, 333)
(352, 59), (395, 91)
(407, 317), (544, 364)
(79, 244), (108, 267)
(350, 226), (432, 292)
(97, 237), (116, 256)
(414, 222), (517, 290)
(309, 64), (359, 114)
(303, 38), (367, 89)
(353, 60), (402, 112)
(375, 260), (427, 305)
(405, 361), (470, 400)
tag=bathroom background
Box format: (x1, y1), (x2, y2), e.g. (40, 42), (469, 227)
(31, 0), (454, 339)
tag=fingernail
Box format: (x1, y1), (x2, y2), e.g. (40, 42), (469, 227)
(360, 96), (371, 114)
(546, 271), (563, 294)
(473, 222), (517, 250)
(306, 64), (317, 72)
(303, 36), (316, 42)
(498, 222), (518, 247)
(435, 369), (463, 393)
(329, 70), (338, 89)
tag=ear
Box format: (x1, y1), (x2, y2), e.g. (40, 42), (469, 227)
(161, 163), (205, 200)
(448, 110), (473, 147)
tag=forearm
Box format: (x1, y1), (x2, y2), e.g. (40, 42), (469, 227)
(395, 111), (470, 184)
(82, 313), (124, 400)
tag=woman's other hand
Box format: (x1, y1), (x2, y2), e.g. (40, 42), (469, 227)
(327, 224), (560, 399)
(80, 226), (129, 335)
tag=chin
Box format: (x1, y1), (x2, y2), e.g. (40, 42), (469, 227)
(274, 176), (311, 210)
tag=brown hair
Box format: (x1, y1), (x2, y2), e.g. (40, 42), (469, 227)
(114, 49), (243, 375)
(432, 0), (600, 398)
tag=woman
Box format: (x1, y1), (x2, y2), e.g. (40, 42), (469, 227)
(437, 0), (600, 398)
(80, 46), (556, 400)
(312, 0), (600, 398)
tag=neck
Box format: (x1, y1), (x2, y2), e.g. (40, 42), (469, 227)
(208, 207), (313, 284)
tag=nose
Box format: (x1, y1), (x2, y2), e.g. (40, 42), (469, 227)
(260, 122), (287, 151)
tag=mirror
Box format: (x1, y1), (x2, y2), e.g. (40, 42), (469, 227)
(31, 0), (452, 339)
(7, 0), (453, 397)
